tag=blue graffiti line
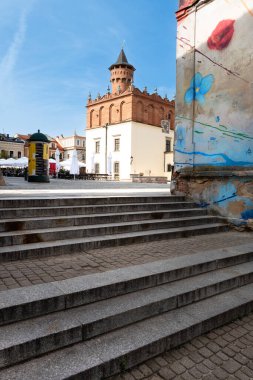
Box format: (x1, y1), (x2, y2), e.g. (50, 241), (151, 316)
(214, 193), (237, 204)
(241, 209), (253, 220)
(176, 115), (253, 141)
(196, 193), (237, 208)
(175, 149), (253, 166)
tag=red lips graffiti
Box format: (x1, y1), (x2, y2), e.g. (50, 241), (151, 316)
(208, 19), (235, 50)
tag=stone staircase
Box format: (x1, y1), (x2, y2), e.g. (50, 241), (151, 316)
(0, 195), (227, 262)
(0, 244), (253, 379)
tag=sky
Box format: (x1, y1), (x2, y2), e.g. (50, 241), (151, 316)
(0, 0), (178, 138)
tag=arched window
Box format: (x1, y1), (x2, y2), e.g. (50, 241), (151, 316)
(109, 104), (114, 124)
(160, 107), (165, 121)
(120, 101), (127, 122)
(99, 106), (104, 126)
(147, 104), (154, 124)
(90, 109), (95, 128)
(136, 101), (144, 122)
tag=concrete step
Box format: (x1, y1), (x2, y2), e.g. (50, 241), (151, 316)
(0, 223), (227, 262)
(0, 215), (220, 247)
(0, 261), (253, 368)
(0, 195), (184, 209)
(1, 283), (253, 379)
(1, 243), (252, 326)
(0, 208), (208, 232)
(0, 201), (198, 219)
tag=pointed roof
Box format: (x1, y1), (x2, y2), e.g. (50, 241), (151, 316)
(109, 49), (135, 71)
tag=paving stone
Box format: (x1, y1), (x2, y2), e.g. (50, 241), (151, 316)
(241, 347), (253, 360)
(189, 367), (203, 379)
(158, 367), (176, 379)
(129, 369), (143, 380)
(212, 367), (230, 379)
(240, 366), (253, 378)
(206, 342), (220, 353)
(198, 347), (212, 358)
(168, 362), (185, 375)
(234, 370), (251, 380)
(138, 364), (153, 377)
(195, 363), (210, 374)
(210, 355), (224, 366)
(203, 359), (216, 370)
(180, 372), (197, 380)
(188, 351), (204, 364)
(154, 357), (167, 367)
(221, 359), (241, 374)
(180, 357), (195, 369)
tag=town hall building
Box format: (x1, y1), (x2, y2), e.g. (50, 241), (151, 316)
(85, 49), (175, 181)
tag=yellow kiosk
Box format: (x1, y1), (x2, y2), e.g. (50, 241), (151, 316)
(27, 130), (50, 182)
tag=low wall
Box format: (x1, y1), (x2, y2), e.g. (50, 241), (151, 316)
(172, 168), (253, 223)
(131, 175), (168, 184)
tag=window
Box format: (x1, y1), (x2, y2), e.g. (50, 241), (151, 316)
(95, 163), (100, 174)
(114, 161), (120, 180)
(114, 138), (120, 151)
(18, 151), (21, 158)
(83, 140), (85, 147)
(165, 139), (171, 152)
(77, 139), (80, 146)
(114, 161), (119, 173)
(167, 164), (172, 172)
(9, 151), (13, 158)
(95, 141), (100, 153)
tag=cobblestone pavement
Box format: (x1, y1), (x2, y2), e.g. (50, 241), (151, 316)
(108, 312), (253, 380)
(0, 231), (253, 291)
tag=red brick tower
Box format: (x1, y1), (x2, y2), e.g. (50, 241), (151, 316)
(109, 49), (135, 94)
(86, 49), (174, 130)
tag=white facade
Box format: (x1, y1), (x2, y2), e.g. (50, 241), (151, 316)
(86, 121), (174, 181)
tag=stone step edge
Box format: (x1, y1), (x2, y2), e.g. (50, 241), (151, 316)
(0, 195), (184, 208)
(0, 207), (207, 224)
(0, 201), (195, 212)
(1, 262), (253, 369)
(0, 242), (252, 325)
(1, 284), (253, 380)
(0, 215), (219, 238)
(0, 223), (227, 256)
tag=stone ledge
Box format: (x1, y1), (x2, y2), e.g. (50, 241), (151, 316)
(131, 175), (168, 184)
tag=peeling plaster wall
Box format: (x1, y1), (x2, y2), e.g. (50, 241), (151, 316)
(174, 0), (253, 221)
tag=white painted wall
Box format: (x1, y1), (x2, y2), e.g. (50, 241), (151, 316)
(131, 122), (174, 180)
(86, 121), (174, 180)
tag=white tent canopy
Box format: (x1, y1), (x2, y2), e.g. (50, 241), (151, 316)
(0, 157), (28, 167)
(59, 159), (86, 171)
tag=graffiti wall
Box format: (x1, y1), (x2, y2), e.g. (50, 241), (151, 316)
(175, 0), (253, 221)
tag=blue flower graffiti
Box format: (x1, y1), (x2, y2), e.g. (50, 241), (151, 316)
(184, 72), (214, 105)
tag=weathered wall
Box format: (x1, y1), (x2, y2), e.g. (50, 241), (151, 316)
(174, 0), (253, 221)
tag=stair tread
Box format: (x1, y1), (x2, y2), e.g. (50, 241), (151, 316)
(0, 261), (252, 352)
(0, 223), (226, 252)
(0, 215), (218, 237)
(1, 243), (251, 321)
(0, 208), (206, 224)
(1, 283), (252, 380)
(0, 201), (196, 212)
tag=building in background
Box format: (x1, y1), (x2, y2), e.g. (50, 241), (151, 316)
(55, 133), (86, 162)
(174, 0), (253, 221)
(15, 134), (64, 160)
(0, 134), (24, 159)
(85, 49), (175, 181)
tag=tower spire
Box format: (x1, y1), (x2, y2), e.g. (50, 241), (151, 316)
(109, 49), (135, 94)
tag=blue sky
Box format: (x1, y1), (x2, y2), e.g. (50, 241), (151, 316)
(0, 0), (178, 137)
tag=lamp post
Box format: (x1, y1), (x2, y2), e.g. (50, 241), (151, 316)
(103, 123), (109, 174)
